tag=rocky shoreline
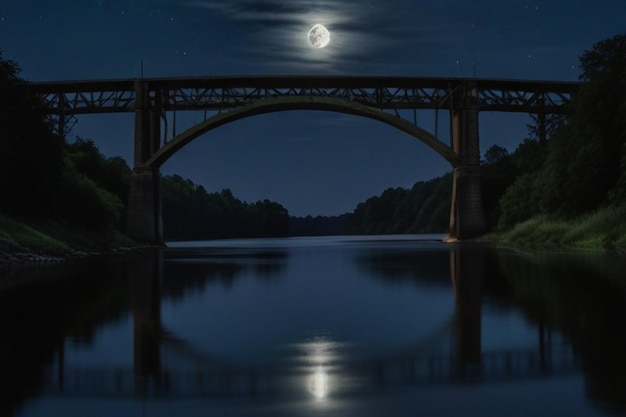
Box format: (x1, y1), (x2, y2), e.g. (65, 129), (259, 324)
(0, 240), (152, 269)
(0, 251), (69, 267)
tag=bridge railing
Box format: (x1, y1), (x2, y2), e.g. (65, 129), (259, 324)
(22, 76), (579, 116)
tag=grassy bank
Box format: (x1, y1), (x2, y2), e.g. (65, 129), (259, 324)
(0, 214), (138, 262)
(491, 204), (626, 251)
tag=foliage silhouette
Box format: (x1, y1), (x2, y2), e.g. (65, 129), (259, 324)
(161, 175), (290, 240)
(499, 33), (626, 227)
(0, 50), (128, 241)
(0, 49), (64, 217)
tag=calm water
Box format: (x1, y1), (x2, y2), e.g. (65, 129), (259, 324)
(2, 235), (626, 416)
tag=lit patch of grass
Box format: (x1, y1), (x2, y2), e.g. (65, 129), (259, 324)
(494, 205), (626, 251)
(1, 214), (143, 263)
(26, 219), (141, 251)
(499, 216), (566, 248)
(575, 206), (626, 250)
(0, 215), (71, 255)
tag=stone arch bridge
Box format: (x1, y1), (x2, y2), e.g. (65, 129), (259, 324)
(24, 76), (579, 241)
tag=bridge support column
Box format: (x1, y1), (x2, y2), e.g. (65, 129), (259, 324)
(448, 165), (485, 241)
(127, 167), (162, 241)
(447, 85), (486, 241)
(126, 79), (163, 241)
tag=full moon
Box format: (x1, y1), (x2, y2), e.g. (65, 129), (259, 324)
(308, 24), (330, 48)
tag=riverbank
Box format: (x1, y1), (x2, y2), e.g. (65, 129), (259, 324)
(4, 203), (626, 267)
(0, 214), (145, 267)
(489, 204), (626, 252)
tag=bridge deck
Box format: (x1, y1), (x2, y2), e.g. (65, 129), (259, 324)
(22, 76), (579, 115)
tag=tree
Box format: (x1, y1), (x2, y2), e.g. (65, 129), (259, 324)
(483, 145), (509, 165)
(343, 174), (453, 236)
(498, 172), (543, 229)
(65, 137), (131, 228)
(480, 146), (517, 228)
(544, 33), (626, 216)
(253, 200), (290, 237)
(510, 138), (546, 174)
(0, 50), (132, 235)
(527, 113), (566, 145)
(579, 34), (626, 83)
(161, 175), (292, 240)
(497, 33), (626, 226)
(55, 164), (124, 232)
(0, 49), (65, 216)
(66, 138), (130, 199)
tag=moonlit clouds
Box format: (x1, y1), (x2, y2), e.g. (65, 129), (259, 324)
(3, 0), (625, 78)
(174, 0), (626, 78)
(180, 0), (400, 72)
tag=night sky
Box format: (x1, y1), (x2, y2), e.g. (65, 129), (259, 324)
(1, 1), (624, 216)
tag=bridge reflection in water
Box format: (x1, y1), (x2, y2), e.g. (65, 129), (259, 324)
(47, 246), (578, 400)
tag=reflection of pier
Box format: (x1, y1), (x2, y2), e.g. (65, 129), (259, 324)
(47, 246), (580, 399)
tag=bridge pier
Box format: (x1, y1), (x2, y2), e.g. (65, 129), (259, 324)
(127, 167), (163, 241)
(447, 84), (486, 241)
(126, 79), (164, 241)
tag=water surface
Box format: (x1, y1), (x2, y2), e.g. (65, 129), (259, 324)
(1, 235), (625, 416)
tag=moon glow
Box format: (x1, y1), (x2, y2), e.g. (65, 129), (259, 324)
(308, 24), (330, 48)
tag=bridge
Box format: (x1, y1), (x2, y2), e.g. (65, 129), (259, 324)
(23, 76), (580, 241)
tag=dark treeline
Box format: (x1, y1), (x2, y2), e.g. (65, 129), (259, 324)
(289, 214), (352, 236)
(300, 145), (515, 236)
(497, 33), (626, 228)
(343, 175), (452, 235)
(0, 51), (127, 246)
(162, 175), (290, 240)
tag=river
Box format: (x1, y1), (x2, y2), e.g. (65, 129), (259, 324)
(1, 235), (625, 416)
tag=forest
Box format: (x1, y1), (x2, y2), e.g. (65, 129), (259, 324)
(1, 33), (625, 252)
(317, 33), (626, 248)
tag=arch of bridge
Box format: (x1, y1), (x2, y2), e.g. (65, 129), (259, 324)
(143, 96), (461, 169)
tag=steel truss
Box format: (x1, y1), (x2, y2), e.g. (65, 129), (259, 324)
(21, 76), (579, 141)
(24, 76), (578, 116)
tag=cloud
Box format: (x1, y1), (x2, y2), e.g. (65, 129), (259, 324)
(175, 0), (548, 75)
(169, 0), (614, 78)
(178, 0), (415, 73)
